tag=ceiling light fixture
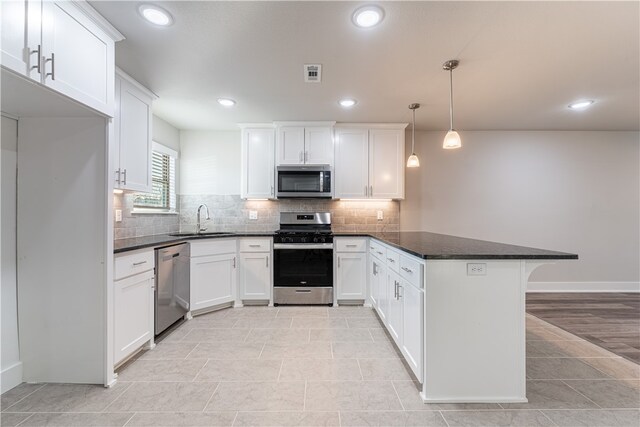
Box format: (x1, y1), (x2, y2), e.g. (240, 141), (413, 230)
(442, 59), (461, 149)
(138, 4), (173, 27)
(339, 98), (357, 108)
(352, 5), (385, 28)
(407, 103), (420, 168)
(217, 98), (236, 107)
(568, 100), (594, 110)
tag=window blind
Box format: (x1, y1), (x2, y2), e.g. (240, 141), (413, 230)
(133, 147), (176, 211)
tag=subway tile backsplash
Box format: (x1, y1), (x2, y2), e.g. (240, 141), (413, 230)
(114, 193), (399, 240)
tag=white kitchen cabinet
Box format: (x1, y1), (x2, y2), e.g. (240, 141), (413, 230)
(334, 127), (369, 198)
(335, 238), (367, 300)
(239, 238), (272, 302)
(113, 69), (157, 193)
(386, 268), (403, 344)
(240, 125), (275, 199)
(334, 125), (406, 199)
(401, 279), (424, 380)
(376, 260), (389, 322)
(0, 1), (122, 116)
(113, 249), (155, 365)
(275, 122), (335, 166)
(190, 240), (238, 312)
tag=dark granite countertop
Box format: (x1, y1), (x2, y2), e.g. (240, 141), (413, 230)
(334, 231), (578, 260)
(115, 230), (577, 260)
(114, 232), (275, 254)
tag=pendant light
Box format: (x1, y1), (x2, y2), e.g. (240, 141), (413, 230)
(406, 103), (420, 168)
(442, 59), (461, 149)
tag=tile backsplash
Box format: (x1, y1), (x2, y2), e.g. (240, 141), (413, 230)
(114, 193), (399, 240)
(113, 193), (180, 239)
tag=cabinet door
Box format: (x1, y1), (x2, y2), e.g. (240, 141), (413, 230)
(368, 256), (377, 308)
(334, 128), (369, 198)
(1, 0), (40, 79)
(401, 280), (424, 380)
(276, 126), (305, 165)
(336, 252), (367, 300)
(386, 269), (403, 344)
(304, 127), (333, 165)
(190, 254), (237, 311)
(369, 129), (404, 199)
(241, 128), (275, 199)
(117, 76), (153, 192)
(239, 253), (271, 300)
(376, 262), (388, 322)
(41, 1), (115, 116)
(114, 271), (153, 364)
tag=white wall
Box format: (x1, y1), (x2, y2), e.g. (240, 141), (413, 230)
(179, 130), (241, 195)
(401, 131), (640, 291)
(1, 116), (21, 392)
(153, 115), (180, 152)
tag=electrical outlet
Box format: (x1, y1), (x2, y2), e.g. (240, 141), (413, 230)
(467, 263), (487, 276)
(249, 210), (258, 220)
(115, 209), (122, 222)
(377, 210), (384, 220)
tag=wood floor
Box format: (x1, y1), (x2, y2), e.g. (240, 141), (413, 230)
(526, 293), (640, 364)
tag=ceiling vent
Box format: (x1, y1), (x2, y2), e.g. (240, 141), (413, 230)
(304, 64), (322, 83)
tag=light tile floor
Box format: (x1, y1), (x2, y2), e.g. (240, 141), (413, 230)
(2, 307), (639, 426)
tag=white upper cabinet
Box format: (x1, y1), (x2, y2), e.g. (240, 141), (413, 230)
(334, 124), (407, 199)
(334, 127), (369, 198)
(0, 1), (123, 116)
(114, 69), (157, 193)
(240, 126), (276, 199)
(369, 129), (405, 199)
(275, 122), (335, 166)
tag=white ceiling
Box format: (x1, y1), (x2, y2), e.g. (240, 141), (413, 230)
(90, 1), (639, 131)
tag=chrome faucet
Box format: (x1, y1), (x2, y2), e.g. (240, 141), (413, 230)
(196, 204), (211, 234)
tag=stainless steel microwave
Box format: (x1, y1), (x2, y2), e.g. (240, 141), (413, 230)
(276, 165), (332, 198)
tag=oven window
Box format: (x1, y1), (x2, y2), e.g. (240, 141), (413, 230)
(278, 171), (330, 193)
(274, 249), (333, 287)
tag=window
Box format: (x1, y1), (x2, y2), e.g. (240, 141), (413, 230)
(133, 142), (177, 212)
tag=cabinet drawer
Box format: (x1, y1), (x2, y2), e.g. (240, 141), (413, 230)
(369, 240), (386, 259)
(114, 249), (154, 281)
(399, 255), (424, 289)
(239, 238), (271, 253)
(191, 239), (237, 257)
(336, 238), (366, 252)
(385, 249), (400, 272)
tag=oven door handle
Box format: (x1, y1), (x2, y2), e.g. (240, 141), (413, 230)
(273, 243), (334, 250)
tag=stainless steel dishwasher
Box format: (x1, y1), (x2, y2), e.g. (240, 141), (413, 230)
(155, 243), (190, 335)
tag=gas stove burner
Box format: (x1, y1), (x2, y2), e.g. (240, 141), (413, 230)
(274, 212), (333, 244)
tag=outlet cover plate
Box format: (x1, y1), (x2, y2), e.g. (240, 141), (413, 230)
(249, 210), (258, 220)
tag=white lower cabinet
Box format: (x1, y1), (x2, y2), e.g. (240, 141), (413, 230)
(335, 238), (367, 301)
(386, 269), (403, 343)
(370, 255), (387, 321)
(113, 249), (155, 365)
(401, 278), (424, 380)
(239, 238), (272, 302)
(190, 240), (237, 312)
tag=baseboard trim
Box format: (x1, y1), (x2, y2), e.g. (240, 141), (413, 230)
(528, 281), (640, 293)
(1, 361), (23, 393)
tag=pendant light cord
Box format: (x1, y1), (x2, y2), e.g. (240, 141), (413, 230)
(412, 107), (416, 153)
(449, 68), (454, 130)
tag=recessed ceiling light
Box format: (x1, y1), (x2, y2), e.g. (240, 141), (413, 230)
(339, 98), (357, 108)
(568, 100), (594, 110)
(352, 5), (385, 28)
(217, 98), (236, 107)
(138, 4), (173, 26)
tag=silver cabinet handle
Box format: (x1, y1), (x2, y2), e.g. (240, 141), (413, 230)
(337, 256), (340, 268)
(30, 44), (41, 73)
(133, 261), (147, 266)
(387, 258), (395, 263)
(299, 151), (303, 162)
(377, 251), (383, 255)
(266, 256), (269, 268)
(304, 151), (308, 162)
(370, 185), (373, 196)
(364, 186), (368, 197)
(346, 244), (357, 247)
(249, 244), (261, 247)
(271, 185), (274, 196)
(233, 257), (236, 268)
(401, 266), (413, 273)
(373, 263), (377, 275)
(115, 168), (121, 185)
(398, 284), (403, 299)
(394, 281), (398, 299)
(45, 52), (55, 80)
(370, 246), (375, 250)
(122, 169), (127, 186)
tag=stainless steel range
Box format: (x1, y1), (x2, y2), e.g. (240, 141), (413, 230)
(273, 212), (333, 306)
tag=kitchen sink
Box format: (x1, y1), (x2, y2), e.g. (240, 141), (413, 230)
(168, 232), (235, 237)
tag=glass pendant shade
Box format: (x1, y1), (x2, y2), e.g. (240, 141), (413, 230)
(406, 153), (420, 167)
(443, 130), (461, 149)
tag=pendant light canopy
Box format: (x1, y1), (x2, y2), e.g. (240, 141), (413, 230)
(407, 103), (420, 168)
(442, 59), (461, 149)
